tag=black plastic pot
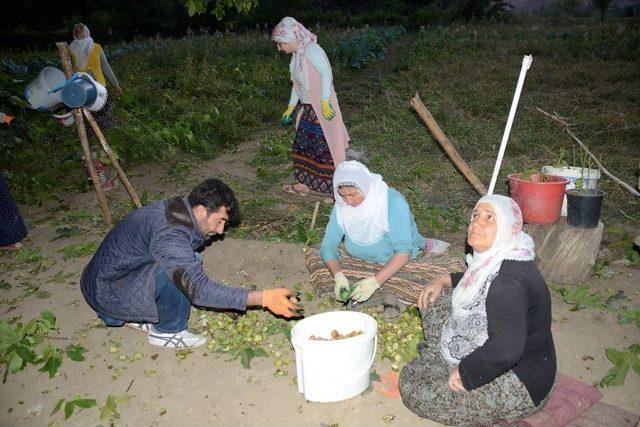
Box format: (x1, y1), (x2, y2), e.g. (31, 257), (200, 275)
(566, 189), (605, 228)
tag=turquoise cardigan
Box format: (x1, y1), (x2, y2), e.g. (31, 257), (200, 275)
(320, 189), (425, 264)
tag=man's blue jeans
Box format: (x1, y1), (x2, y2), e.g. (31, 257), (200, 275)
(99, 267), (191, 333)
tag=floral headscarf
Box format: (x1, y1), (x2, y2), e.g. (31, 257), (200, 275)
(272, 17), (318, 96)
(69, 23), (94, 70)
(440, 194), (535, 364)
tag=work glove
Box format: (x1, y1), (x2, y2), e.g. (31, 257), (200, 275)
(281, 104), (295, 125)
(333, 271), (350, 302)
(350, 276), (380, 302)
(262, 288), (302, 318)
(321, 99), (335, 121)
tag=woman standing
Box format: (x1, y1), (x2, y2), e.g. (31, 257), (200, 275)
(272, 17), (349, 197)
(399, 195), (556, 425)
(69, 23), (122, 138)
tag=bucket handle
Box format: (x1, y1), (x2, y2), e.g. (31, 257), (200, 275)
(48, 73), (81, 94)
(340, 335), (378, 385)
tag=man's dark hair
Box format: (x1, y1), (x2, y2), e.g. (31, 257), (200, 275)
(188, 178), (240, 224)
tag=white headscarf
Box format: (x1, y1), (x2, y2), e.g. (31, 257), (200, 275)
(332, 161), (389, 246)
(272, 17), (317, 98)
(440, 194), (535, 364)
(69, 23), (94, 70)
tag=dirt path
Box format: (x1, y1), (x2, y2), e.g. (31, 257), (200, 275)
(1, 141), (639, 426)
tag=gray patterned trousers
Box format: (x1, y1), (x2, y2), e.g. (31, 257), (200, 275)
(399, 288), (546, 426)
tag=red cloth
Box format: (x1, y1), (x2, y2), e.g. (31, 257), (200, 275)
(503, 373), (603, 427)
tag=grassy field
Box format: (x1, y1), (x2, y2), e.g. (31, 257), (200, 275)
(1, 18), (638, 239)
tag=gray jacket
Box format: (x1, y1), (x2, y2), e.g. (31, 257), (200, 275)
(81, 196), (248, 321)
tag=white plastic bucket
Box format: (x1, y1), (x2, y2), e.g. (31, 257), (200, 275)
(24, 67), (66, 111)
(84, 74), (108, 112)
(291, 311), (377, 403)
(52, 112), (75, 127)
(542, 166), (601, 216)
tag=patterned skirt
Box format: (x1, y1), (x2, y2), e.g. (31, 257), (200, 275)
(292, 104), (334, 194)
(84, 99), (115, 141)
(305, 246), (466, 304)
(399, 288), (553, 425)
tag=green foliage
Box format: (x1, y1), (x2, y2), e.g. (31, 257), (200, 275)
(197, 309), (292, 371)
(99, 394), (132, 422)
(373, 306), (423, 371)
(0, 311), (61, 380)
(56, 242), (98, 261)
(51, 397), (98, 420)
(618, 308), (640, 329)
(599, 344), (640, 387)
(184, 0), (258, 19)
(333, 26), (406, 69)
(548, 283), (619, 311)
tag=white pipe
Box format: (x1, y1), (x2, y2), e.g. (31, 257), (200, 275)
(487, 55), (533, 195)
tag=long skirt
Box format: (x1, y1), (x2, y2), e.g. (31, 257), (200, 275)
(0, 173), (27, 246)
(292, 104), (334, 194)
(304, 246), (466, 303)
(84, 99), (115, 141)
(399, 288), (553, 425)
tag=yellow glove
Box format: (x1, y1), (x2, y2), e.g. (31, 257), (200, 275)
(333, 271), (350, 302)
(281, 104), (295, 125)
(351, 276), (380, 302)
(321, 99), (335, 120)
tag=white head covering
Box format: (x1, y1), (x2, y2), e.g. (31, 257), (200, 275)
(453, 194), (535, 310)
(272, 17), (317, 97)
(439, 194), (535, 364)
(69, 23), (94, 70)
(332, 161), (389, 246)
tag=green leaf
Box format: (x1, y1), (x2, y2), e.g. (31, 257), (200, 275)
(50, 399), (64, 416)
(240, 347), (255, 369)
(72, 398), (97, 409)
(14, 344), (37, 363)
(39, 354), (62, 378)
(63, 401), (74, 419)
(8, 352), (24, 373)
(65, 344), (87, 362)
(187, 1), (197, 16)
(99, 395), (119, 421)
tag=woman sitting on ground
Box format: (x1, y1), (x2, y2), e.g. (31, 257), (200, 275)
(316, 161), (454, 306)
(399, 194), (556, 426)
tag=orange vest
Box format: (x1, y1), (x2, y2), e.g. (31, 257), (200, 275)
(71, 43), (106, 86)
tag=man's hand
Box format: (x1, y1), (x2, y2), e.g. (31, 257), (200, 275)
(448, 367), (467, 392)
(333, 271), (350, 302)
(262, 288), (302, 318)
(417, 274), (451, 309)
(350, 276), (379, 302)
(115, 85), (123, 98)
(321, 99), (335, 120)
(281, 104), (295, 125)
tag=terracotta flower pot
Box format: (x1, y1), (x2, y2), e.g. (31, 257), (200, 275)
(508, 173), (569, 225)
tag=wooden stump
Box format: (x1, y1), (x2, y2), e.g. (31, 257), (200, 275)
(525, 221), (603, 284)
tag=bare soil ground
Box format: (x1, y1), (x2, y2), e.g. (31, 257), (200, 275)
(1, 141), (639, 427)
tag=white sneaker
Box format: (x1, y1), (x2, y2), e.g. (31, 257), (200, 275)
(124, 322), (152, 332)
(147, 327), (207, 349)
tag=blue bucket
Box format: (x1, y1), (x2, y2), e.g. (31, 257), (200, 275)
(60, 75), (98, 108)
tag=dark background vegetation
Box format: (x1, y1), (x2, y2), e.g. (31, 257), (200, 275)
(2, 0), (638, 48)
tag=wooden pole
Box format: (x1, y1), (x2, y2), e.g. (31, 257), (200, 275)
(82, 109), (142, 208)
(410, 93), (487, 195)
(310, 201), (320, 230)
(55, 42), (112, 224)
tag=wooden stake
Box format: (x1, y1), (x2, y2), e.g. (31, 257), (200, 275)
(82, 109), (142, 208)
(410, 93), (487, 195)
(310, 201), (320, 230)
(56, 42), (112, 223)
(537, 108), (640, 197)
